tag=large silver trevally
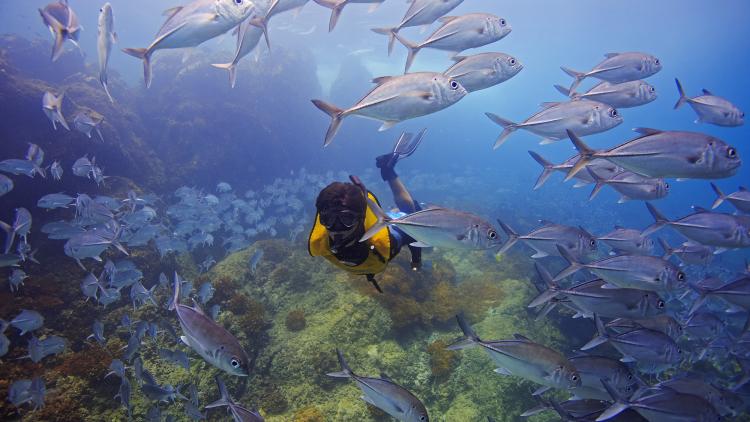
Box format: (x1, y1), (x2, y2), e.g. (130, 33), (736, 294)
(555, 80), (657, 109)
(313, 0), (385, 32)
(528, 151), (621, 190)
(486, 100), (622, 149)
(529, 263), (666, 321)
(371, 0), (464, 55)
(393, 13), (511, 73)
(211, 17), (265, 88)
(42, 91), (69, 131)
(561, 52), (662, 92)
(567, 354), (639, 401)
(448, 315), (581, 393)
(565, 128), (741, 180)
(606, 315), (683, 342)
(711, 183), (750, 214)
(587, 168), (669, 203)
(597, 226), (654, 255)
(38, 0), (83, 62)
(597, 382), (719, 422)
(497, 219), (598, 261)
(311, 72), (466, 146)
(97, 3), (116, 103)
(360, 199), (502, 250)
(168, 273), (249, 376)
(555, 245), (686, 293)
(675, 78), (744, 126)
(122, 0), (258, 88)
(442, 52), (523, 93)
(327, 349), (429, 422)
(643, 203), (750, 249)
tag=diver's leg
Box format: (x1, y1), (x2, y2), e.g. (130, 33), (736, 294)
(387, 177), (418, 213)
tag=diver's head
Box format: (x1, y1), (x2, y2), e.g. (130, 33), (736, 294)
(316, 182), (366, 249)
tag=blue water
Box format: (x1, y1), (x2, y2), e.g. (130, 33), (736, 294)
(1, 0), (750, 420)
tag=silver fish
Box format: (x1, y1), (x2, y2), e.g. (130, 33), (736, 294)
(362, 199), (502, 250)
(0, 159), (45, 178)
(597, 226), (654, 255)
(587, 169), (669, 203)
(327, 349), (429, 421)
(555, 245), (686, 293)
(26, 335), (66, 363)
(169, 273), (249, 376)
(497, 219), (597, 260)
(566, 128), (741, 180)
(97, 3), (116, 102)
(72, 110), (105, 142)
(683, 311), (724, 340)
(158, 348), (190, 370)
(11, 309), (44, 335)
(659, 238), (714, 266)
(442, 52), (523, 93)
(675, 78), (743, 126)
(371, 0), (464, 54)
(42, 91), (69, 130)
(530, 264), (666, 320)
(9, 268), (27, 292)
(115, 377), (132, 417)
(313, 0), (385, 32)
(250, 248), (264, 274)
(394, 13), (511, 73)
(555, 80), (657, 109)
(130, 281), (157, 310)
(106, 359), (126, 379)
(211, 17), (265, 88)
(690, 276), (750, 314)
(39, 0), (82, 61)
(567, 354), (639, 401)
(487, 100), (622, 149)
(1, 207), (32, 254)
(50, 161), (63, 180)
(0, 174), (13, 197)
(122, 0), (258, 88)
(37, 193), (75, 209)
(205, 376), (265, 421)
(88, 320), (106, 345)
(598, 382), (719, 422)
(141, 382), (187, 403)
(528, 151), (621, 190)
(561, 52), (662, 92)
(644, 203), (750, 249)
(657, 377), (739, 417)
(711, 183), (750, 214)
(606, 315), (683, 341)
(312, 72), (466, 146)
(25, 143), (44, 166)
(448, 315), (581, 393)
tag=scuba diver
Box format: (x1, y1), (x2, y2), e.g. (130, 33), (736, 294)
(308, 129), (426, 293)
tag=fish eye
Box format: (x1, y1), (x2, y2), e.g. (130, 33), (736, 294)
(420, 417), (426, 421)
(488, 230), (497, 239)
(499, 18), (506, 25)
(231, 358), (240, 368)
(664, 182), (670, 190)
(677, 272), (685, 281)
(609, 108), (618, 117)
(727, 147), (737, 158)
(657, 299), (665, 308)
(234, 0), (243, 3)
(649, 86), (656, 92)
(589, 239), (596, 246)
(571, 374), (579, 382)
(508, 57), (516, 65)
(450, 80), (459, 90)
(741, 112), (745, 118)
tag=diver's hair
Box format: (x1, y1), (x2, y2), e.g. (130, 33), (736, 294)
(316, 182), (366, 214)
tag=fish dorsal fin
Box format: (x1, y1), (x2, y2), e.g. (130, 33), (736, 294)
(371, 76), (393, 85)
(451, 55), (467, 63)
(380, 372), (393, 382)
(191, 298), (206, 315)
(739, 186), (748, 192)
(613, 225), (625, 230)
(692, 206), (710, 213)
(632, 127), (662, 136)
(163, 6), (183, 17)
(539, 101), (562, 109)
(702, 88), (714, 95)
(513, 333), (532, 342)
(438, 15), (458, 24)
(604, 52), (619, 58)
(538, 219), (555, 226)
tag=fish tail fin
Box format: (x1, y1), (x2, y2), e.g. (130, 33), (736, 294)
(211, 62), (238, 89)
(371, 27), (397, 56)
(496, 219), (519, 255)
(641, 202), (669, 236)
(40, 8), (68, 61)
(327, 348), (353, 378)
(553, 84), (576, 98)
(205, 376), (232, 409)
(564, 129), (598, 181)
(674, 78), (688, 109)
(596, 379), (632, 421)
(0, 220), (15, 254)
(249, 16), (271, 51)
(553, 244), (583, 281)
(561, 66), (585, 91)
(528, 151), (554, 190)
(528, 263), (561, 308)
(709, 182), (726, 209)
(100, 74), (114, 103)
(122, 47), (153, 88)
(485, 112), (517, 149)
(586, 167), (606, 200)
(657, 237), (674, 259)
(313, 0), (346, 32)
(359, 197), (391, 242)
(446, 313), (481, 350)
(581, 314), (610, 351)
(311, 99), (345, 146)
(27, 249), (40, 264)
(393, 31), (420, 73)
(168, 272), (181, 311)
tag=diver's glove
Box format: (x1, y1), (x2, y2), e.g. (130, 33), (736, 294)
(375, 128), (427, 182)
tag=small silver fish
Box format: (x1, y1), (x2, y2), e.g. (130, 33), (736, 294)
(675, 78), (743, 126)
(11, 309), (44, 335)
(97, 3), (116, 102)
(597, 226), (654, 255)
(644, 203), (750, 249)
(371, 0), (464, 54)
(42, 91), (69, 130)
(313, 0), (385, 32)
(562, 52), (662, 92)
(39, 0), (83, 61)
(555, 80), (657, 109)
(0, 174), (13, 197)
(73, 110), (105, 141)
(497, 220), (597, 261)
(710, 183), (750, 214)
(443, 52), (523, 93)
(587, 168), (669, 203)
(211, 16), (267, 88)
(205, 376), (265, 421)
(50, 161), (63, 180)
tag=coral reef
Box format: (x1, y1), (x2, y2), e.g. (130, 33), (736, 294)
(426, 339), (460, 381)
(285, 309), (307, 332)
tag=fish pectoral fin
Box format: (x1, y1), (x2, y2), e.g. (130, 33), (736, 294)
(180, 335), (190, 347)
(620, 356), (637, 363)
(600, 283), (620, 289)
(409, 241), (431, 248)
(360, 394), (377, 407)
(378, 121), (399, 131)
(494, 367), (513, 376)
(530, 252), (549, 259)
(532, 385), (551, 396)
(517, 117), (565, 128)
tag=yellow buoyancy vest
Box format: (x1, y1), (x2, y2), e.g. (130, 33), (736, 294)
(308, 191), (391, 276)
